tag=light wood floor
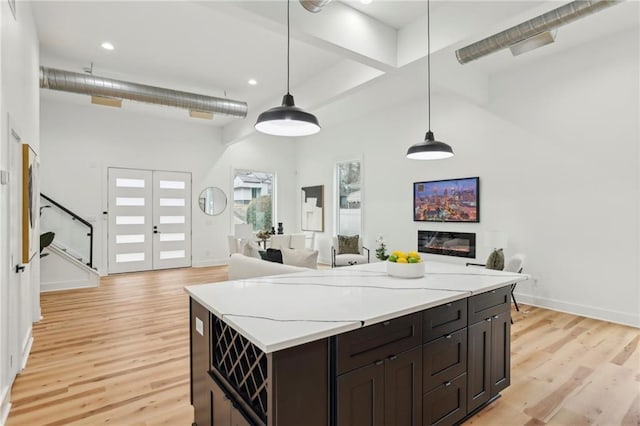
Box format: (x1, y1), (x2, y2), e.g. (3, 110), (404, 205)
(7, 267), (640, 425)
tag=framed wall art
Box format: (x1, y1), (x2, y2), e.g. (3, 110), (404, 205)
(22, 144), (38, 263)
(301, 185), (324, 232)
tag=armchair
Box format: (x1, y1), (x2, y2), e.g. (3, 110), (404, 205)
(331, 235), (370, 267)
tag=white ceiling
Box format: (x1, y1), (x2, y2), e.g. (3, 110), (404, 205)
(31, 0), (639, 140)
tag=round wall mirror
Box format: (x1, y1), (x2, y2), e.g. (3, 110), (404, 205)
(198, 187), (227, 216)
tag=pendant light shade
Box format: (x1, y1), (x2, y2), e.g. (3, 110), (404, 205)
(406, 0), (453, 160)
(255, 94), (320, 136)
(406, 131), (453, 160)
(255, 0), (320, 137)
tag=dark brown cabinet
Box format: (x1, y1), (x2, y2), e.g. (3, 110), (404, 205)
(422, 301), (469, 426)
(467, 289), (511, 415)
(337, 346), (422, 426)
(190, 285), (514, 426)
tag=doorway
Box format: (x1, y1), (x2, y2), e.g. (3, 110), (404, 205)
(107, 167), (192, 274)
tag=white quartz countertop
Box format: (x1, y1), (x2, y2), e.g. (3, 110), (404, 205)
(185, 261), (528, 354)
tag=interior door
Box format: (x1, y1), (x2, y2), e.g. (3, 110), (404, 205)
(152, 171), (191, 270)
(107, 168), (153, 274)
(7, 127), (23, 379)
(108, 168), (191, 274)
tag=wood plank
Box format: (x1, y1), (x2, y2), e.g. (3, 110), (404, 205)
(5, 265), (639, 425)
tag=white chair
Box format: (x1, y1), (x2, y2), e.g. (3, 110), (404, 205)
(289, 233), (307, 250)
(269, 234), (290, 250)
(466, 253), (526, 321)
(331, 235), (369, 267)
(227, 235), (240, 256)
(504, 254), (526, 313)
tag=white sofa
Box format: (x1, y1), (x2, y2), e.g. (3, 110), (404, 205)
(228, 253), (312, 280)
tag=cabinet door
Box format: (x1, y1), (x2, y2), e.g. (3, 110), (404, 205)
(423, 328), (467, 393)
(422, 373), (467, 426)
(491, 311), (511, 396)
(337, 362), (385, 426)
(467, 319), (491, 413)
(384, 346), (422, 426)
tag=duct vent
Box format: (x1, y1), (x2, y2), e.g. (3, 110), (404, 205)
(40, 66), (248, 118)
(456, 0), (622, 64)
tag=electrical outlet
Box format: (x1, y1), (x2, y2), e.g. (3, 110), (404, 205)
(0, 170), (8, 185)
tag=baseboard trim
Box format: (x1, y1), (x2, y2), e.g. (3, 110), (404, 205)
(41, 279), (99, 293)
(20, 333), (33, 372)
(0, 385), (11, 426)
(192, 258), (228, 268)
(515, 293), (639, 328)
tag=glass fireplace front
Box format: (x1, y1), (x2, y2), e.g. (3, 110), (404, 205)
(418, 230), (476, 259)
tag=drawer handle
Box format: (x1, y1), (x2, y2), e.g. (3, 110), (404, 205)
(444, 381), (452, 387)
(445, 334), (452, 339)
(374, 360), (383, 366)
(382, 321), (391, 326)
(388, 355), (398, 361)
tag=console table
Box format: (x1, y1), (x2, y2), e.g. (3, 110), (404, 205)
(185, 261), (527, 426)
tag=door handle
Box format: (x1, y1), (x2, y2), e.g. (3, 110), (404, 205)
(15, 264), (25, 273)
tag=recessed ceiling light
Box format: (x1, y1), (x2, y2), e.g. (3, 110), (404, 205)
(101, 42), (114, 51)
(360, 0), (372, 5)
(248, 79), (257, 86)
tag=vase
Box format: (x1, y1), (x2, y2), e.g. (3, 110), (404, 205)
(277, 222), (284, 234)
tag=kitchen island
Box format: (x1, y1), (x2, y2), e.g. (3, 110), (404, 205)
(186, 261), (528, 426)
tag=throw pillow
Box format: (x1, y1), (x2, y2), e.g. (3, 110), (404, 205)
(258, 250), (267, 260)
(281, 249), (318, 269)
(486, 249), (505, 270)
(338, 235), (360, 255)
(242, 241), (261, 259)
(263, 248), (283, 264)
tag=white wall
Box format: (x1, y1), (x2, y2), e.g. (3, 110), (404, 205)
(0, 0), (40, 422)
(295, 27), (639, 327)
(39, 99), (298, 274)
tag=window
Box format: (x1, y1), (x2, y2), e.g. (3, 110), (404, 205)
(336, 160), (361, 235)
(233, 170), (274, 231)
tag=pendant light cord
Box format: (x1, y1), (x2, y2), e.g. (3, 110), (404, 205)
(427, 0), (431, 131)
(287, 0), (291, 95)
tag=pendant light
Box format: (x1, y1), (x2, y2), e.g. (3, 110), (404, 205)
(406, 0), (454, 160)
(255, 0), (321, 137)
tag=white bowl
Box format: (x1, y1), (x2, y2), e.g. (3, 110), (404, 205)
(387, 261), (425, 278)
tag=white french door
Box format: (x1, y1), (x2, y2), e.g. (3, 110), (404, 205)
(108, 168), (191, 274)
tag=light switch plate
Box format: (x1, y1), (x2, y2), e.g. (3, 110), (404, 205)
(0, 170), (8, 185)
(195, 317), (204, 336)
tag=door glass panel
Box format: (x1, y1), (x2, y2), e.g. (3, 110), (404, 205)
(159, 233), (185, 242)
(116, 252), (145, 262)
(159, 180), (186, 190)
(159, 198), (185, 207)
(116, 178), (145, 188)
(116, 216), (145, 225)
(159, 250), (185, 259)
(116, 234), (145, 244)
(160, 215), (185, 224)
(116, 197), (145, 206)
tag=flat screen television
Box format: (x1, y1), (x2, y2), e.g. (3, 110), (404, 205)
(413, 177), (479, 222)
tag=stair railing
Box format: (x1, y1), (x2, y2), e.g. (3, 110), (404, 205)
(40, 193), (94, 268)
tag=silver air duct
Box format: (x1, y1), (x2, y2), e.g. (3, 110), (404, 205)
(455, 0), (622, 64)
(299, 0), (332, 13)
(39, 66), (248, 118)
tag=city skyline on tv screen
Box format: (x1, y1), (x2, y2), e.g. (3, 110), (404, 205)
(414, 177), (479, 222)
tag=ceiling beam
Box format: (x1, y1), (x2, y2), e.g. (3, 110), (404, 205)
(208, 1), (398, 72)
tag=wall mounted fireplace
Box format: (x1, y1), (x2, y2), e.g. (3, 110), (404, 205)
(418, 230), (476, 259)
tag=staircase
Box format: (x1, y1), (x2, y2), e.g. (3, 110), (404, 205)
(40, 194), (99, 292)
